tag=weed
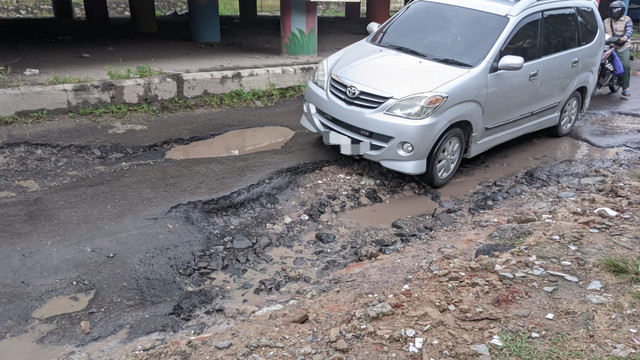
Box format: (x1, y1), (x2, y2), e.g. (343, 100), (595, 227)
(29, 111), (47, 122)
(601, 256), (640, 283)
(47, 74), (91, 85)
(0, 65), (10, 80)
(107, 65), (133, 80)
(0, 114), (21, 126)
(495, 332), (588, 359)
(134, 63), (161, 78)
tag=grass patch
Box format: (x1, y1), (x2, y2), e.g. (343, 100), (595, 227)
(1, 85), (305, 125)
(107, 62), (161, 80)
(47, 74), (92, 85)
(495, 332), (590, 359)
(0, 65), (10, 80)
(601, 256), (640, 283)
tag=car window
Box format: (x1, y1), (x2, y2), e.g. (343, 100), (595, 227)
(368, 2), (508, 67)
(500, 15), (541, 62)
(542, 8), (579, 56)
(576, 7), (598, 45)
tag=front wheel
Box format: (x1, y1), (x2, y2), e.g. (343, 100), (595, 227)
(609, 78), (621, 93)
(552, 91), (582, 137)
(423, 127), (465, 188)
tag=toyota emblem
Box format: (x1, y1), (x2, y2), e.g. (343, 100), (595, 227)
(346, 86), (360, 98)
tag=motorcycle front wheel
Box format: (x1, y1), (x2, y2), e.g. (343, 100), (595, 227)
(609, 77), (621, 93)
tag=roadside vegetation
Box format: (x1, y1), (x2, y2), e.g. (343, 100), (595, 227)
(107, 62), (161, 80)
(0, 85), (305, 126)
(47, 74), (92, 85)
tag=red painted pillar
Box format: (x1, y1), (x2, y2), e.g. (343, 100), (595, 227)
(366, 0), (390, 24)
(345, 2), (360, 19)
(280, 0), (317, 56)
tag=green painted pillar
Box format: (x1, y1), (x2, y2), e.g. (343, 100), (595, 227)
(239, 0), (258, 20)
(83, 0), (110, 28)
(365, 0), (390, 24)
(52, 0), (74, 19)
(280, 0), (317, 56)
(345, 2), (360, 19)
(129, 0), (158, 33)
(188, 0), (221, 43)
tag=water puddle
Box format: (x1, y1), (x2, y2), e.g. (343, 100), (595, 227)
(31, 290), (95, 319)
(0, 324), (68, 360)
(342, 137), (616, 226)
(342, 195), (438, 227)
(165, 126), (294, 160)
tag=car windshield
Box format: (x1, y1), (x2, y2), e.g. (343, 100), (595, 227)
(368, 2), (509, 67)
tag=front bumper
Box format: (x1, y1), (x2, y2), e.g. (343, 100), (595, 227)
(300, 83), (445, 175)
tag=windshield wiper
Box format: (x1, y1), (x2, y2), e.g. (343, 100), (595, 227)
(431, 58), (472, 67)
(384, 44), (427, 58)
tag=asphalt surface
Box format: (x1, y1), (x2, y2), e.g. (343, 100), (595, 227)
(0, 98), (339, 345)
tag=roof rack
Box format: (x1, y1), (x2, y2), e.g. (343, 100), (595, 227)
(507, 0), (595, 15)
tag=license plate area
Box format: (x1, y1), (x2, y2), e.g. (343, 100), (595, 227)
(322, 130), (371, 156)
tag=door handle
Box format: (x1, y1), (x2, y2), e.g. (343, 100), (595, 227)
(572, 58), (579, 67)
(529, 70), (538, 81)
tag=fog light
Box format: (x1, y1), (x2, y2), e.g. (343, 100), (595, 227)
(401, 142), (414, 153)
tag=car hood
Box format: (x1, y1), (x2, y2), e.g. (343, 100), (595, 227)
(329, 40), (470, 98)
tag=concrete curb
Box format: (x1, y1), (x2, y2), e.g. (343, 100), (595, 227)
(0, 64), (316, 117)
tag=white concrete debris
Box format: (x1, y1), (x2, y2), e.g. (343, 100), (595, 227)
(546, 313), (555, 320)
(23, 68), (39, 76)
(594, 207), (620, 217)
(531, 332), (540, 338)
(490, 335), (503, 347)
(254, 304), (284, 316)
(588, 281), (603, 290)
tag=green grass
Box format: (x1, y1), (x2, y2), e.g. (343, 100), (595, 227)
(47, 74), (92, 85)
(1, 85), (305, 125)
(494, 332), (591, 359)
(601, 256), (640, 301)
(107, 62), (161, 80)
(0, 65), (10, 80)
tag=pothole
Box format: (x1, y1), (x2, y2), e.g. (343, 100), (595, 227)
(31, 290), (95, 319)
(165, 126), (294, 160)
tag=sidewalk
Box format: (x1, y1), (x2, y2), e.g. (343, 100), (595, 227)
(0, 15), (368, 117)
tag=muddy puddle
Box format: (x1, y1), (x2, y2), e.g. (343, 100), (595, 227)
(0, 324), (68, 360)
(31, 290), (95, 319)
(165, 126), (294, 160)
(342, 136), (617, 227)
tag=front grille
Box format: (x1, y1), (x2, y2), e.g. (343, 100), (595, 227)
(329, 76), (390, 109)
(316, 108), (392, 145)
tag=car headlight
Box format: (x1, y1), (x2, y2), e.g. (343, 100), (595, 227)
(311, 60), (328, 90)
(385, 93), (448, 119)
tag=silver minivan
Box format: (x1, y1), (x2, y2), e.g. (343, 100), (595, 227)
(300, 0), (604, 187)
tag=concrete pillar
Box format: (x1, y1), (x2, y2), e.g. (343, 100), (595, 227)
(345, 2), (360, 19)
(52, 0), (74, 19)
(239, 0), (258, 20)
(280, 0), (317, 56)
(187, 0), (221, 43)
(129, 0), (158, 33)
(365, 0), (390, 24)
(83, 0), (110, 28)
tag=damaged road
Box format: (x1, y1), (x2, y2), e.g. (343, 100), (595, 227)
(0, 89), (639, 359)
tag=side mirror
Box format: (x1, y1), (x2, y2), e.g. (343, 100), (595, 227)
(366, 22), (380, 35)
(498, 55), (524, 71)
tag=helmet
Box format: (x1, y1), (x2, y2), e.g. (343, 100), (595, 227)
(609, 0), (625, 21)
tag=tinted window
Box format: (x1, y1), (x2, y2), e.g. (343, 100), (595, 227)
(542, 9), (579, 56)
(577, 7), (598, 45)
(500, 16), (540, 62)
(368, 2), (509, 67)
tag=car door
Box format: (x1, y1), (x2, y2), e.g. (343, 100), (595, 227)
(534, 8), (581, 116)
(484, 14), (542, 137)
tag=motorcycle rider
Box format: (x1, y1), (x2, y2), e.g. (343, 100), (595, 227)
(604, 0), (633, 97)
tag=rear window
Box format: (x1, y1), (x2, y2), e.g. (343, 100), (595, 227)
(368, 2), (509, 67)
(576, 7), (599, 45)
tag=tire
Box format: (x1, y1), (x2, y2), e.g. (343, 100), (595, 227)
(609, 78), (621, 93)
(552, 91), (581, 137)
(423, 127), (465, 188)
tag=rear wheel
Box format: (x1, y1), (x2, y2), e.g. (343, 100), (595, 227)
(424, 127), (465, 188)
(553, 91), (581, 137)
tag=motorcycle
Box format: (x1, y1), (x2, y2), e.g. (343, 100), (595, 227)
(595, 36), (622, 93)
